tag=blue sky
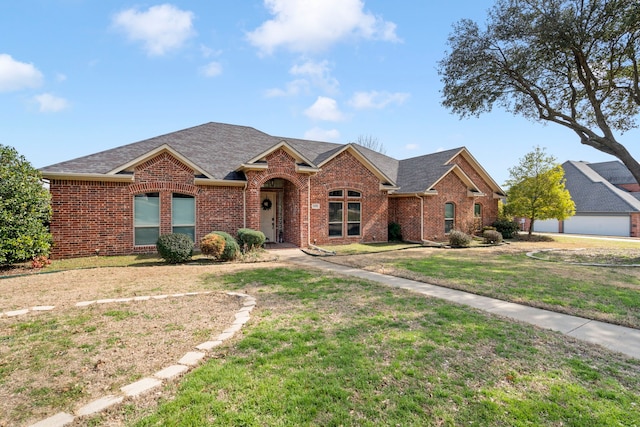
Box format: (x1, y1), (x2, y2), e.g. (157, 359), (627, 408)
(2, 0), (638, 186)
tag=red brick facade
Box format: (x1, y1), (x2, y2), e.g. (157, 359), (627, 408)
(389, 154), (499, 243)
(48, 147), (500, 258)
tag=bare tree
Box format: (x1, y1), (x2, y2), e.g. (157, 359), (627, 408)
(352, 134), (386, 154)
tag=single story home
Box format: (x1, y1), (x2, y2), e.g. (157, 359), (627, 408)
(533, 160), (640, 237)
(40, 122), (505, 258)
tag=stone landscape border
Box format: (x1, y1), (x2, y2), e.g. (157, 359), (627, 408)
(15, 291), (257, 427)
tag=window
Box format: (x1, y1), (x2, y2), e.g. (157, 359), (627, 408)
(328, 189), (361, 237)
(474, 203), (482, 218)
(172, 193), (195, 242)
(329, 202), (343, 236)
(134, 193), (160, 245)
(444, 202), (455, 234)
(347, 202), (361, 236)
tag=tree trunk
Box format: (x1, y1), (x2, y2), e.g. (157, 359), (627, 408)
(581, 136), (640, 185)
(528, 218), (534, 237)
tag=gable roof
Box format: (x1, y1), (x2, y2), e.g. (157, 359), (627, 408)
(562, 161), (640, 213)
(40, 121), (503, 195)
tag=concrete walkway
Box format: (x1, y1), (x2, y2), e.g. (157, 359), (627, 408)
(276, 249), (640, 361)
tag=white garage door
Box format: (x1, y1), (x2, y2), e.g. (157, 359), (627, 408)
(563, 215), (630, 237)
(533, 219), (559, 233)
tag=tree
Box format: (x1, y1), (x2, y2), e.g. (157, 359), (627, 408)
(352, 134), (386, 154)
(0, 145), (52, 265)
(505, 146), (575, 236)
(438, 0), (640, 184)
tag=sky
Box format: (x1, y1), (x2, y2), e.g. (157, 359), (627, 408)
(1, 0), (638, 187)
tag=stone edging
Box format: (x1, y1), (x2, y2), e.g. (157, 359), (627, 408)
(526, 249), (640, 267)
(21, 291), (256, 427)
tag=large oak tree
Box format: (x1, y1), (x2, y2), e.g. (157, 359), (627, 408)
(438, 0), (640, 184)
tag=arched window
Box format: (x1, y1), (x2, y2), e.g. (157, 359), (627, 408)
(328, 189), (361, 237)
(444, 202), (455, 233)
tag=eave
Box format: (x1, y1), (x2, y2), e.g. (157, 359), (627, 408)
(41, 172), (134, 183)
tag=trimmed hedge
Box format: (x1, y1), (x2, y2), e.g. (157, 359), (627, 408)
(492, 218), (520, 239)
(483, 229), (503, 245)
(200, 233), (226, 258)
(211, 231), (240, 261)
(237, 228), (266, 251)
(156, 233), (194, 264)
(448, 230), (472, 247)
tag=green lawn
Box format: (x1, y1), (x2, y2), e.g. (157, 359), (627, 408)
(389, 251), (640, 328)
(125, 268), (640, 427)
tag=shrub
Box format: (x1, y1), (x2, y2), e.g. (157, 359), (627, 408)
(211, 231), (240, 261)
(388, 222), (402, 241)
(237, 228), (266, 251)
(483, 229), (503, 245)
(492, 218), (520, 239)
(156, 233), (194, 264)
(0, 145), (52, 265)
(448, 230), (472, 247)
(200, 233), (226, 259)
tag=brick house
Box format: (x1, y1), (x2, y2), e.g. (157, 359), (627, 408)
(40, 122), (505, 259)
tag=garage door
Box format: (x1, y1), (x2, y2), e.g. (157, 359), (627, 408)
(563, 215), (630, 237)
(533, 219), (560, 233)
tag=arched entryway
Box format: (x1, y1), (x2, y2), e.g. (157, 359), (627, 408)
(257, 177), (305, 246)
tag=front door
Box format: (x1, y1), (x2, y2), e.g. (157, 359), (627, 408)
(260, 192), (276, 242)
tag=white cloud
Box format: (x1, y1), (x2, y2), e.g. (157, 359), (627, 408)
(0, 54), (43, 92)
(35, 93), (69, 112)
(304, 127), (341, 141)
(56, 73), (67, 82)
(112, 4), (195, 56)
(304, 96), (345, 121)
(405, 143), (419, 151)
(265, 79), (308, 97)
(266, 59), (338, 97)
(199, 61), (223, 77)
(247, 0), (400, 54)
(349, 90), (410, 110)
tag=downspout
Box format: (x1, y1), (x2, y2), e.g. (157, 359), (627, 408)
(243, 182), (247, 229)
(307, 175), (311, 247)
(415, 194), (424, 242)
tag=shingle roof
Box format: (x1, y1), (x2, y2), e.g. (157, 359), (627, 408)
(396, 148), (461, 193)
(562, 161), (640, 213)
(40, 122), (498, 194)
(587, 161), (637, 186)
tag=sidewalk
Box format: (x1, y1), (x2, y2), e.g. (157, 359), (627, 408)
(276, 249), (640, 361)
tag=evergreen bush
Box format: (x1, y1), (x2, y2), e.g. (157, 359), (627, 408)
(156, 233), (194, 263)
(492, 218), (520, 239)
(237, 228), (266, 251)
(388, 222), (402, 241)
(211, 231), (240, 261)
(200, 233), (226, 258)
(448, 230), (472, 247)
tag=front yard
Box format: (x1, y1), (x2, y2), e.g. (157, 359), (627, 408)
(1, 236), (639, 426)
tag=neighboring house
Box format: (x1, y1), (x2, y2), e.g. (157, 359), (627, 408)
(40, 122), (505, 258)
(534, 160), (640, 237)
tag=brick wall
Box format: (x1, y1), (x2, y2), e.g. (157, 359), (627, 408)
(389, 153), (499, 243)
(49, 152), (245, 259)
(309, 150), (388, 245)
(388, 197), (422, 242)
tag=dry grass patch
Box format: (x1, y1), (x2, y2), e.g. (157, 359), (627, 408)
(0, 262), (284, 427)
